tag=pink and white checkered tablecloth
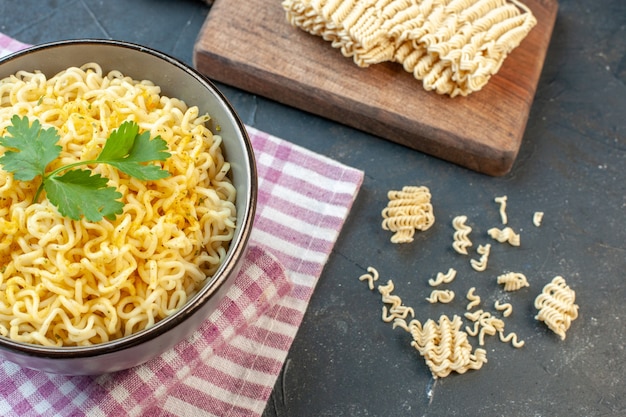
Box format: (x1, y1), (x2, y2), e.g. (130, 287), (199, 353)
(0, 35), (364, 417)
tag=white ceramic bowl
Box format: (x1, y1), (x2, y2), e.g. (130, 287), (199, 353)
(0, 39), (257, 375)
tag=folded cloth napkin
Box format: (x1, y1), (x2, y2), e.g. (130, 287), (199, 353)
(0, 35), (364, 417)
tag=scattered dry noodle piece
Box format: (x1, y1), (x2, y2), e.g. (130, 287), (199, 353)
(381, 185), (434, 243)
(470, 244), (491, 271)
(452, 215), (473, 255)
(494, 300), (513, 317)
(499, 331), (525, 348)
(534, 276), (579, 340)
(379, 283), (403, 310)
(428, 268), (457, 286)
(359, 266), (380, 290)
(464, 309), (484, 323)
(466, 287), (481, 310)
(392, 317), (411, 332)
(464, 309), (505, 346)
(465, 308), (525, 348)
(382, 305), (415, 322)
(495, 196), (508, 224)
(352, 189), (566, 377)
(488, 226), (521, 246)
(426, 289), (455, 304)
(378, 279), (415, 322)
(497, 272), (529, 291)
(533, 211), (544, 227)
(378, 279), (394, 294)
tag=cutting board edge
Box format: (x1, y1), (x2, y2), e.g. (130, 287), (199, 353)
(194, 47), (522, 176)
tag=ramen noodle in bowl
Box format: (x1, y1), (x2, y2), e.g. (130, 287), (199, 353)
(0, 63), (237, 347)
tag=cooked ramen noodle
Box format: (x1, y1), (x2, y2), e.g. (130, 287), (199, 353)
(0, 63), (237, 346)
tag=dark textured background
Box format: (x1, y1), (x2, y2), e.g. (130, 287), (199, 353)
(0, 1), (624, 416)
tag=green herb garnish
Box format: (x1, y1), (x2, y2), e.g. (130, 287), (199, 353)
(0, 115), (170, 222)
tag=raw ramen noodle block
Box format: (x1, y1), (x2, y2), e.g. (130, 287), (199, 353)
(381, 185), (434, 243)
(534, 276), (578, 340)
(282, 0), (537, 96)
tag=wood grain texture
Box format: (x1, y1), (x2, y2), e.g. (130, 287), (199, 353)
(193, 0), (558, 176)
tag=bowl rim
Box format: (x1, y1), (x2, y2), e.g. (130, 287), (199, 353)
(0, 39), (257, 358)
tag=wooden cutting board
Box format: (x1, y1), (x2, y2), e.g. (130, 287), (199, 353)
(193, 0), (558, 176)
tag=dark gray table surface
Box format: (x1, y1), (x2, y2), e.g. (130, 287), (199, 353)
(1, 1), (624, 416)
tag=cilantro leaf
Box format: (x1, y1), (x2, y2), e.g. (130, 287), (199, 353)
(43, 169), (124, 222)
(97, 121), (171, 181)
(0, 117), (171, 222)
(0, 115), (62, 181)
(96, 120), (138, 161)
